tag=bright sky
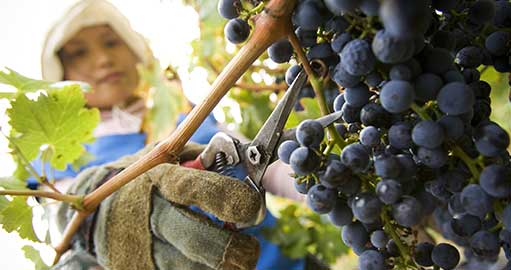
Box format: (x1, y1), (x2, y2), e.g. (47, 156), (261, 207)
(0, 1), (222, 268)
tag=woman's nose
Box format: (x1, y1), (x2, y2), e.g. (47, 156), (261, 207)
(93, 48), (114, 68)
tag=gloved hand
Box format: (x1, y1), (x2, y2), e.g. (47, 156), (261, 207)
(55, 143), (262, 270)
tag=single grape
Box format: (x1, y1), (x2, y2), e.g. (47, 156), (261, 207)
(365, 71), (383, 88)
(389, 64), (413, 81)
(324, 0), (362, 15)
(370, 230), (388, 249)
(360, 0), (379, 16)
(338, 175), (361, 196)
(414, 73), (443, 102)
(376, 179), (402, 205)
(374, 154), (400, 179)
(479, 164), (511, 198)
(340, 39), (376, 76)
(289, 147), (320, 176)
(267, 39), (293, 63)
(460, 184), (493, 219)
(468, 0), (496, 25)
(341, 103), (361, 123)
(379, 80), (415, 113)
(485, 31), (511, 56)
(324, 16), (350, 35)
(431, 243), (460, 270)
(359, 126), (380, 147)
(358, 250), (385, 270)
(328, 199), (354, 226)
(320, 160), (351, 188)
(344, 83), (371, 107)
(474, 122), (510, 157)
(217, 0), (240, 19)
(277, 140), (299, 164)
(296, 119), (324, 148)
(295, 27), (317, 48)
(437, 115), (464, 140)
(437, 82), (475, 115)
(392, 196), (422, 227)
(332, 63), (361, 88)
(388, 122), (413, 149)
(341, 143), (370, 172)
(372, 30), (415, 64)
(292, 1), (326, 30)
(417, 147), (448, 169)
(450, 214), (481, 238)
(307, 184), (338, 214)
(455, 46), (483, 68)
(412, 120), (445, 149)
(331, 32), (352, 53)
(224, 18), (250, 44)
(422, 48), (453, 75)
(379, 0), (431, 38)
(462, 68), (480, 84)
(414, 242), (434, 267)
(470, 230), (500, 259)
(352, 192), (383, 224)
(342, 221), (369, 249)
(360, 103), (391, 128)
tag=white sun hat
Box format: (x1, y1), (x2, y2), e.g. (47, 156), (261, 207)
(41, 0), (152, 82)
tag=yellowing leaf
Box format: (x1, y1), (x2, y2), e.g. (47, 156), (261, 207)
(0, 197), (39, 242)
(7, 85), (99, 170)
(0, 68), (51, 96)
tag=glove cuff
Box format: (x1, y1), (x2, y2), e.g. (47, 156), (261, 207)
(219, 233), (260, 270)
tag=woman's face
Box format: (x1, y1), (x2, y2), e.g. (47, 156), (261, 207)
(59, 25), (140, 109)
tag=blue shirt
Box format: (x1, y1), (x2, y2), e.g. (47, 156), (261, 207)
(30, 113), (305, 270)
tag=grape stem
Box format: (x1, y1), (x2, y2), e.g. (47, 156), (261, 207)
(452, 145), (481, 183)
(410, 103), (431, 120)
(381, 209), (418, 269)
(0, 189), (83, 209)
(288, 32), (346, 150)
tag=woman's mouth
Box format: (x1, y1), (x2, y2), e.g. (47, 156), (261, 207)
(98, 72), (124, 84)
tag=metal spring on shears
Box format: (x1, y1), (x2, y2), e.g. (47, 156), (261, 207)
(214, 152), (236, 177)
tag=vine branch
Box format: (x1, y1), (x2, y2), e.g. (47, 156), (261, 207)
(0, 189), (82, 208)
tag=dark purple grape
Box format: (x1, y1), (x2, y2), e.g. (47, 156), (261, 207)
(374, 154), (400, 179)
(379, 80), (415, 114)
(437, 115), (464, 140)
(388, 122), (413, 150)
(358, 250), (385, 270)
(320, 160), (351, 188)
(224, 18), (250, 44)
(217, 0), (240, 19)
(437, 82), (475, 115)
(352, 192), (383, 224)
(341, 103), (361, 123)
(331, 32), (352, 54)
(295, 27), (317, 48)
(341, 143), (370, 172)
(296, 119), (324, 148)
(450, 214), (481, 238)
(468, 0), (496, 25)
(422, 48), (453, 75)
(292, 1), (327, 30)
(431, 243), (460, 270)
(324, 0), (362, 14)
(412, 120), (445, 149)
(360, 0), (379, 16)
(307, 184), (337, 214)
(345, 83), (371, 107)
(443, 70), (465, 83)
(414, 242), (434, 267)
(332, 63), (361, 88)
(376, 179), (402, 205)
(460, 184), (493, 219)
(340, 39), (376, 76)
(389, 64), (413, 81)
(392, 196), (422, 227)
(479, 164), (511, 198)
(342, 221), (369, 249)
(485, 31), (511, 56)
(474, 122), (510, 157)
(333, 93), (346, 112)
(470, 230), (500, 259)
(289, 146), (320, 176)
(417, 147), (448, 169)
(414, 73), (443, 102)
(372, 30), (415, 64)
(379, 0), (431, 39)
(455, 46), (483, 68)
(267, 39), (293, 63)
(328, 199), (354, 226)
(278, 140), (299, 164)
(359, 126), (380, 147)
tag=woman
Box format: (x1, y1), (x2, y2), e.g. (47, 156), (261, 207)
(40, 0), (313, 269)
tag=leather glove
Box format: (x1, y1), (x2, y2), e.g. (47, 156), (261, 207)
(56, 143), (261, 270)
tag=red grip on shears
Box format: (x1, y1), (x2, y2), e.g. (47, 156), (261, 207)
(181, 156), (206, 170)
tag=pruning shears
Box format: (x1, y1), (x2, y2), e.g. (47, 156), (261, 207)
(182, 70), (342, 228)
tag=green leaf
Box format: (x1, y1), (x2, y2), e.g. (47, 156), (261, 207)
(70, 151), (95, 172)
(22, 245), (49, 270)
(140, 62), (188, 142)
(0, 197), (39, 242)
(0, 176), (27, 190)
(286, 98), (322, 129)
(0, 68), (51, 95)
(7, 85), (99, 170)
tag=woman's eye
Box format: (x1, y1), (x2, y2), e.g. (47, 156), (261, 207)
(104, 38), (121, 48)
(67, 48), (87, 59)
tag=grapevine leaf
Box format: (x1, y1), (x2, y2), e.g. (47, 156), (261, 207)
(140, 62), (188, 142)
(0, 197), (39, 242)
(70, 151), (95, 172)
(7, 85), (99, 170)
(22, 245), (50, 270)
(286, 97), (322, 129)
(0, 68), (51, 95)
(0, 176), (27, 190)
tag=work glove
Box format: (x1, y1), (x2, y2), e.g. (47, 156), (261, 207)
(55, 143), (262, 270)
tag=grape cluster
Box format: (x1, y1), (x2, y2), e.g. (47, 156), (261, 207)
(218, 0), (511, 269)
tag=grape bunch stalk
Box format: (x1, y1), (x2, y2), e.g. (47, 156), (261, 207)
(218, 0), (511, 269)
